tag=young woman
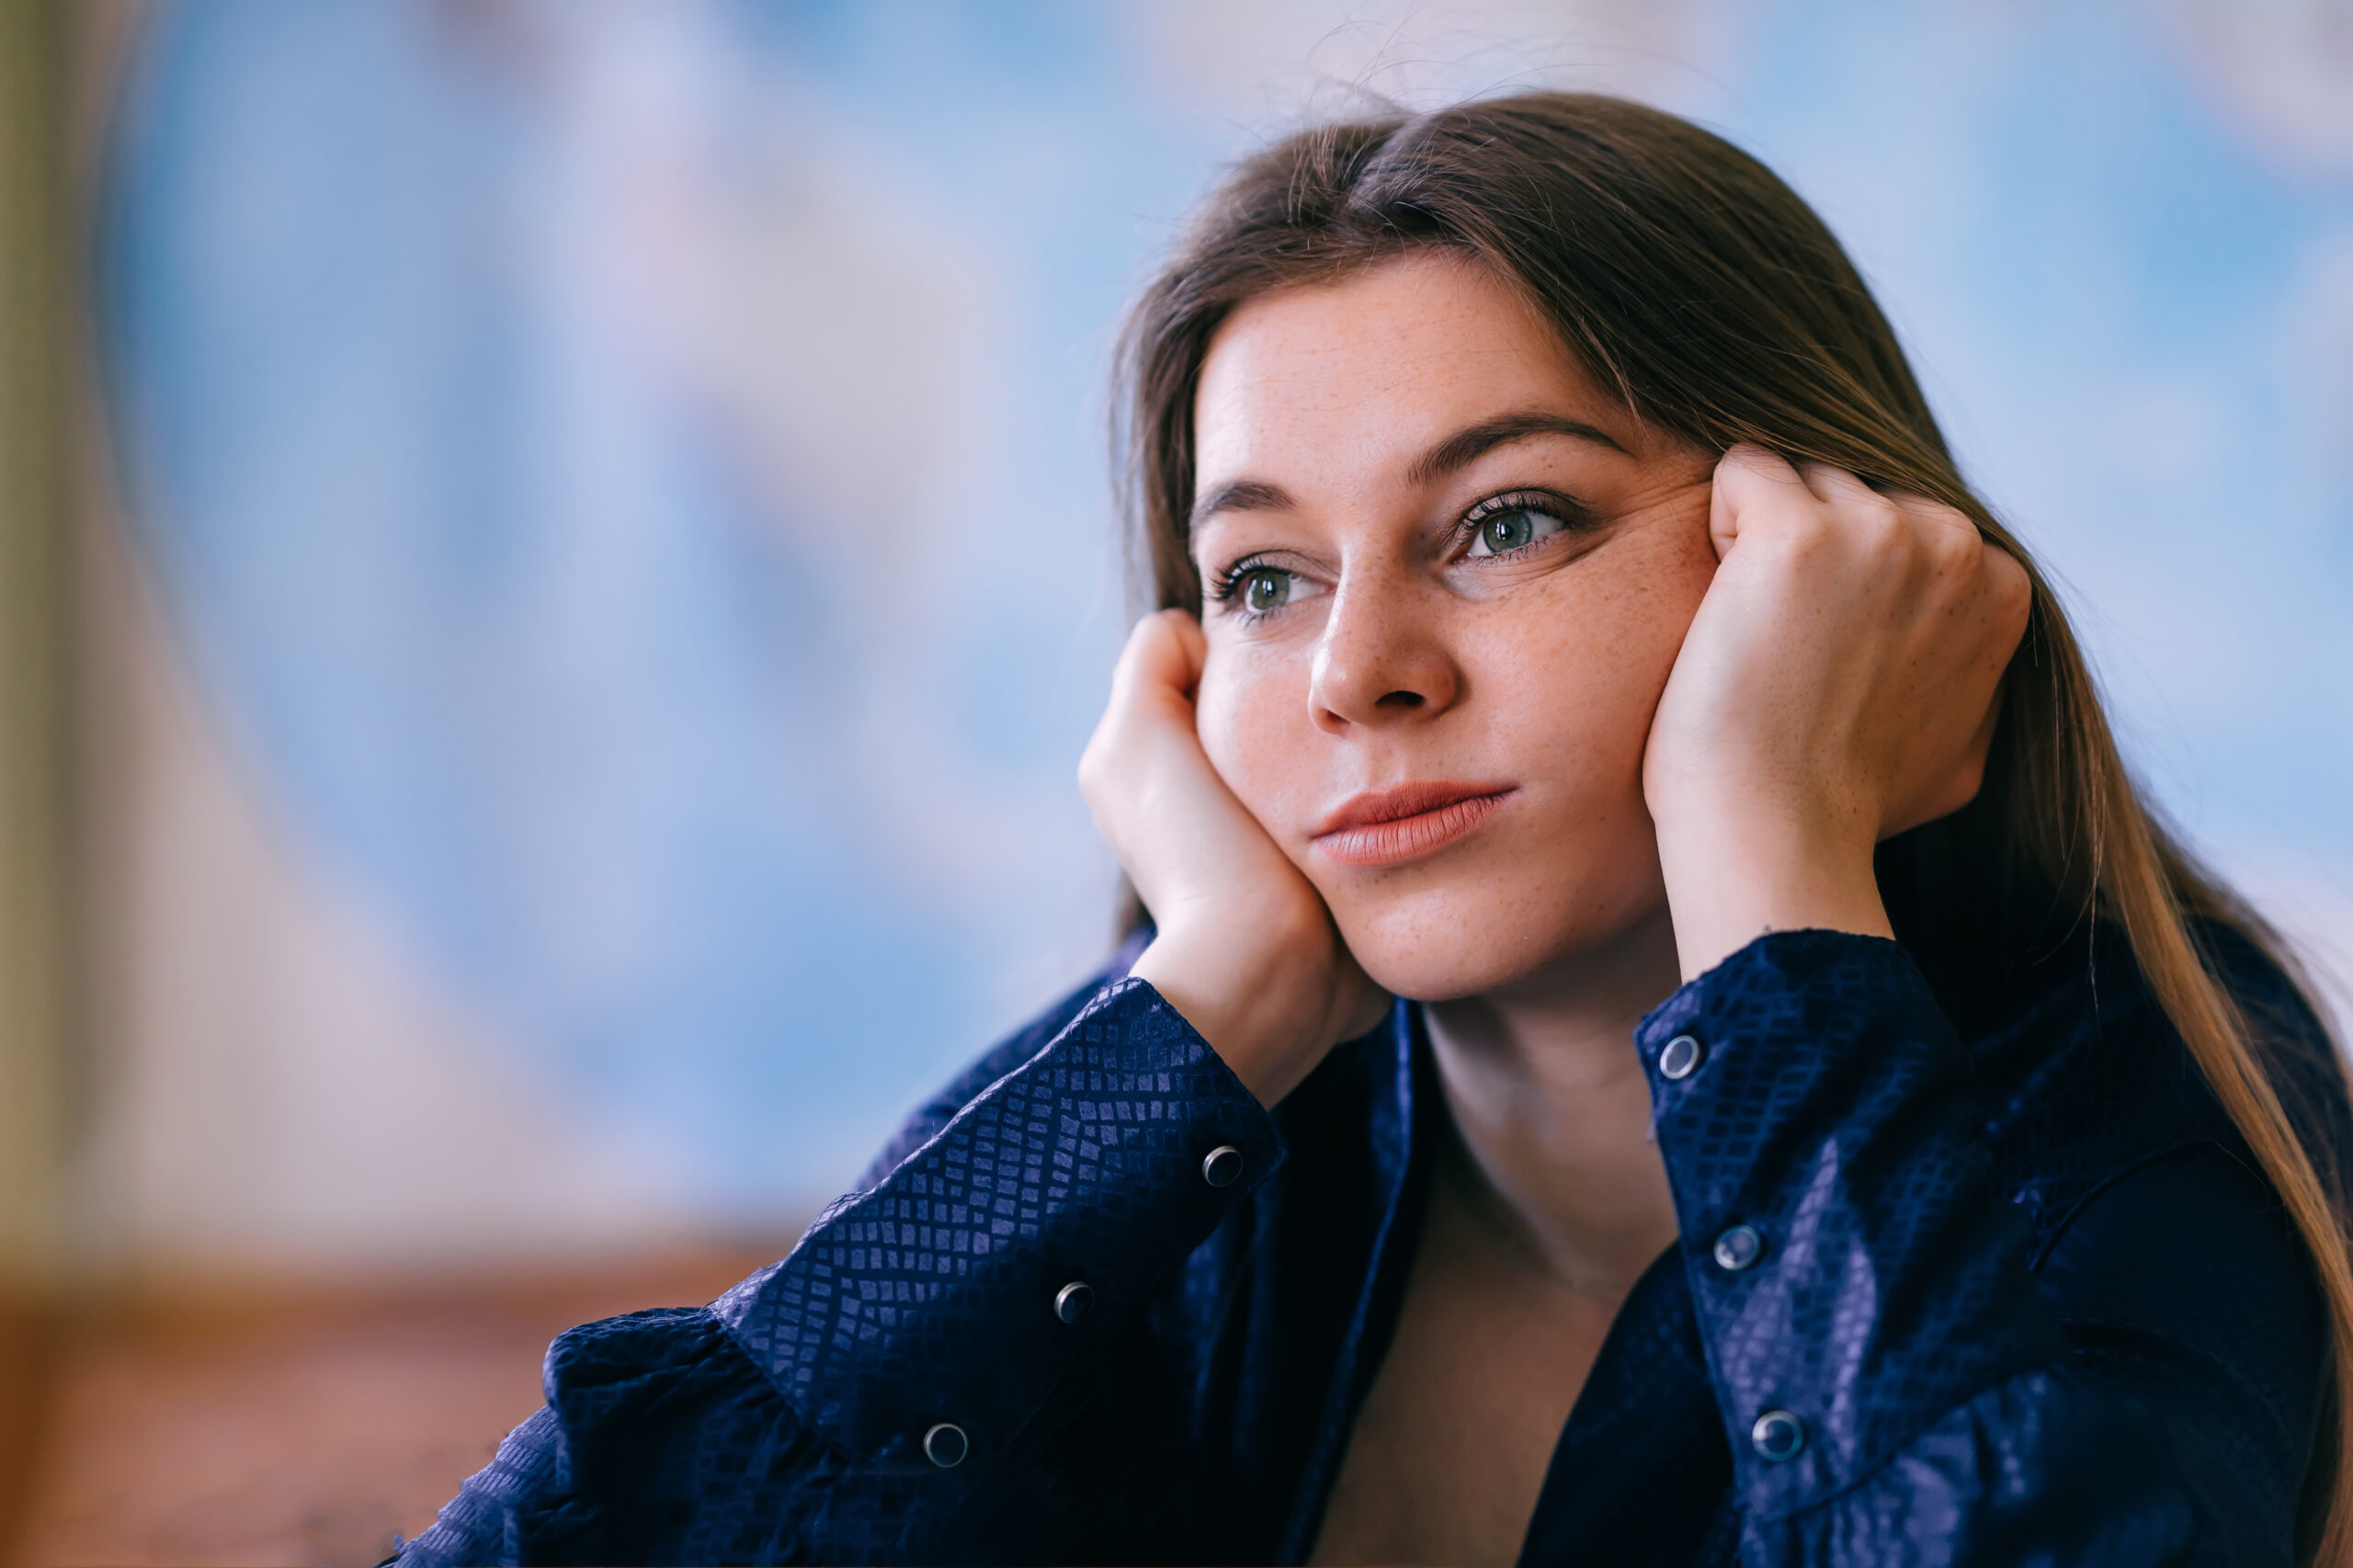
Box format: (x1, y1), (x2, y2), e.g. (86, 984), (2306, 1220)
(402, 94), (2353, 1566)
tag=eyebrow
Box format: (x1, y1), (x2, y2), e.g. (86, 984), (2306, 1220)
(1188, 477), (1295, 531)
(1404, 410), (1629, 485)
(1187, 411), (1627, 532)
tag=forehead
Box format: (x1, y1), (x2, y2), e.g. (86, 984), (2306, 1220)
(1191, 252), (1616, 484)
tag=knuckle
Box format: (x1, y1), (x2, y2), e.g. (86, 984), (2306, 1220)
(1777, 500), (1834, 541)
(1926, 522), (1977, 573)
(1716, 443), (1795, 493)
(1844, 506), (1905, 566)
(1993, 549), (2033, 602)
(1919, 497), (1973, 532)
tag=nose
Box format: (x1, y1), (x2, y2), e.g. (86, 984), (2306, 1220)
(1309, 577), (1462, 734)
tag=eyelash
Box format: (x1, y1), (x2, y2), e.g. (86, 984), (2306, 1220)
(1208, 486), (1594, 621)
(1453, 488), (1593, 557)
(1209, 556), (1289, 619)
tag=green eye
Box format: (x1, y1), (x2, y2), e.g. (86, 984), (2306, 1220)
(1466, 504), (1569, 558)
(1482, 512), (1534, 552)
(1215, 560), (1330, 619)
(1243, 569), (1290, 612)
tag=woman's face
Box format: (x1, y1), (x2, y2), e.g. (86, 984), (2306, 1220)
(1190, 251), (1718, 1003)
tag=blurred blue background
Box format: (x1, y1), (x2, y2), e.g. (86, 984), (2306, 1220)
(81, 0), (2353, 1256)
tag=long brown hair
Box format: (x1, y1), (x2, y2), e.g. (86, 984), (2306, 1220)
(1114, 92), (2353, 1560)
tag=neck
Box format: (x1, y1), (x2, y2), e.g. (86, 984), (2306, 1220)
(1420, 902), (1684, 1297)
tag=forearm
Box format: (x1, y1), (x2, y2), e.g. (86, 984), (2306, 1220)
(1644, 931), (2315, 1563)
(402, 975), (1283, 1566)
(1642, 932), (2066, 1493)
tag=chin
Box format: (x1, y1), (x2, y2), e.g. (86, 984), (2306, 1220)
(1326, 872), (1663, 1005)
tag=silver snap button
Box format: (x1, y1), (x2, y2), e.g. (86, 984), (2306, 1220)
(1713, 1224), (1764, 1271)
(923, 1421), (969, 1468)
(1053, 1280), (1093, 1324)
(1201, 1145), (1245, 1187)
(1658, 1033), (1704, 1081)
(1751, 1409), (1804, 1462)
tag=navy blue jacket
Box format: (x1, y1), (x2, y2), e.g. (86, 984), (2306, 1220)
(400, 926), (2348, 1564)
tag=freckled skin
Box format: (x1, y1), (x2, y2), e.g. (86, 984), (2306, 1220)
(1189, 255), (1719, 1003)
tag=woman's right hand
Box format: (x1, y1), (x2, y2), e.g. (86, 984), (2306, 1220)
(1080, 609), (1390, 1107)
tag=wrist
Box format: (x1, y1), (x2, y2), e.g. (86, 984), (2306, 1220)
(1129, 908), (1347, 1108)
(1652, 797), (1890, 982)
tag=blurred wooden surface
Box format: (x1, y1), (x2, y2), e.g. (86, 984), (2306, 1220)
(10, 1246), (785, 1568)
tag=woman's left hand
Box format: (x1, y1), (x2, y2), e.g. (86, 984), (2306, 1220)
(1643, 445), (2033, 981)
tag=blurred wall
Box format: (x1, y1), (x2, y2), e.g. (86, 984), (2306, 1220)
(0, 0), (70, 1290)
(61, 0), (2353, 1288)
(2, 1), (74, 1547)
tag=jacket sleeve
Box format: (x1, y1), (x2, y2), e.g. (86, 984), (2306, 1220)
(1643, 930), (2329, 1567)
(395, 973), (1281, 1566)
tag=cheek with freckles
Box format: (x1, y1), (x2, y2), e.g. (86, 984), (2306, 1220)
(1480, 529), (1712, 801)
(1188, 485), (1719, 997)
(1325, 523), (1716, 995)
(1194, 639), (1316, 853)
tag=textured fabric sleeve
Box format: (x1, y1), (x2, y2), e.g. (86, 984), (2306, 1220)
(399, 974), (1279, 1566)
(1640, 930), (2325, 1566)
(397, 1308), (838, 1567)
(853, 929), (1154, 1191)
(710, 977), (1281, 1540)
(393, 1405), (576, 1565)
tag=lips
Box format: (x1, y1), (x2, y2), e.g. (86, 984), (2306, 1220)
(1311, 781), (1515, 868)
